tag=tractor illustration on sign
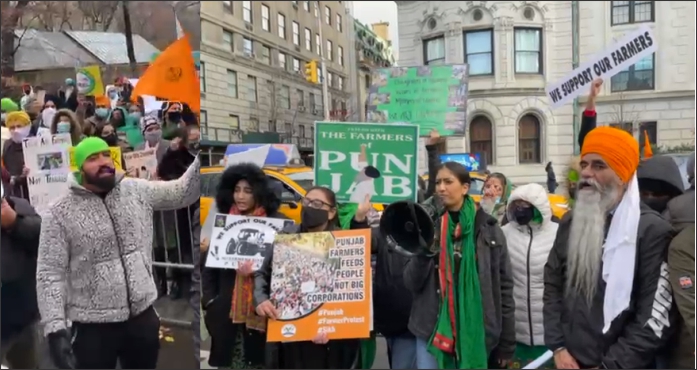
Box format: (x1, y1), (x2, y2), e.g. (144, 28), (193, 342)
(226, 228), (271, 256)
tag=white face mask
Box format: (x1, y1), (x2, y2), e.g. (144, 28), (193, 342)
(42, 108), (56, 128)
(10, 126), (31, 143)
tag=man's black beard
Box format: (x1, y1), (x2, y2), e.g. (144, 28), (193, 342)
(84, 172), (116, 193)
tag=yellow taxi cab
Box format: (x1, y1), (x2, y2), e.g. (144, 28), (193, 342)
(200, 165), (385, 225)
(423, 173), (569, 219)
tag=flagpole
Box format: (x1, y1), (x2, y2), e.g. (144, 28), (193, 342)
(316, 1), (331, 121)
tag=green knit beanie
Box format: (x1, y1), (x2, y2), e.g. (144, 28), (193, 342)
(73, 137), (110, 183)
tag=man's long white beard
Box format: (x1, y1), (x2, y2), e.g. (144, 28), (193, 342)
(566, 182), (618, 304)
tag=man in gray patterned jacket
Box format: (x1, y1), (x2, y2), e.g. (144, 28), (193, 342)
(36, 137), (200, 369)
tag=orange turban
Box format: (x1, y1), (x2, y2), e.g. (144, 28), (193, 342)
(581, 126), (639, 183)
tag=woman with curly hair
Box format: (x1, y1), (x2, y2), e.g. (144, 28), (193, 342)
(49, 108), (84, 145)
(201, 163), (287, 369)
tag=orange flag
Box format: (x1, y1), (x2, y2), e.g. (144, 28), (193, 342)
(643, 130), (653, 158)
(132, 34), (200, 112)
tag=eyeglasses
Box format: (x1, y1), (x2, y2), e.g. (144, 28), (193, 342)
(301, 197), (333, 209)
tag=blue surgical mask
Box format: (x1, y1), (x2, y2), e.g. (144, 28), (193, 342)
(56, 121), (71, 133)
(128, 112), (142, 120)
(494, 196), (501, 204)
(95, 108), (109, 118)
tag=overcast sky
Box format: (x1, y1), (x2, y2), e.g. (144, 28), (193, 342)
(352, 1), (400, 57)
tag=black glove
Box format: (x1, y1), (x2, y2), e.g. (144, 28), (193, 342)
(47, 329), (77, 369)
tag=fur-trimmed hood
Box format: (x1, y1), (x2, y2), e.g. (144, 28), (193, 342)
(215, 163), (281, 215)
(51, 108), (83, 145)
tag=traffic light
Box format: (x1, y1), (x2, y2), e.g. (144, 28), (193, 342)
(305, 60), (318, 84)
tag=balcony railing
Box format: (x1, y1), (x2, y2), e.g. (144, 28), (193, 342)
(201, 126), (243, 144)
(280, 134), (314, 149)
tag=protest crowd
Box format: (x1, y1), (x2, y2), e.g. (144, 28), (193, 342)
(1, 34), (202, 369)
(199, 78), (695, 370)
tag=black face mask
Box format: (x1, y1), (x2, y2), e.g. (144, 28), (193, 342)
(188, 141), (200, 152)
(513, 206), (534, 225)
(102, 133), (118, 146)
(301, 207), (329, 229)
(83, 167), (116, 193)
(642, 196), (669, 213)
(168, 112), (182, 123)
(24, 89), (31, 95)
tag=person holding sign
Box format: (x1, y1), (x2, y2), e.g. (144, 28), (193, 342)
(36, 137), (200, 369)
(201, 163), (288, 369)
(403, 162), (515, 369)
(254, 186), (375, 368)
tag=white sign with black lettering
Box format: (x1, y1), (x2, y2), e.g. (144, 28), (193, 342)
(205, 213), (295, 270)
(546, 25), (657, 110)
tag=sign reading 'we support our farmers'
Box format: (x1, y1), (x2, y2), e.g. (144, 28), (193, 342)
(546, 25), (657, 109)
(314, 122), (419, 204)
(366, 65), (469, 136)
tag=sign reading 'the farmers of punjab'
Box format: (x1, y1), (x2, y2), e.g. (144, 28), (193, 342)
(314, 122), (419, 204)
(366, 65), (469, 136)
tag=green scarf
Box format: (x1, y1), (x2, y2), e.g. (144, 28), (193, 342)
(338, 203), (376, 369)
(429, 195), (487, 369)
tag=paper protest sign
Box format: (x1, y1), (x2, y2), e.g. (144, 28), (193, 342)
(546, 25), (656, 109)
(21, 134), (71, 210)
(123, 149), (157, 179)
(314, 122), (419, 204)
(205, 214), (294, 270)
(267, 229), (372, 342)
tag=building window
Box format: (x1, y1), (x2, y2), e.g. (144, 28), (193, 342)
(199, 61), (206, 93)
(639, 121), (657, 153)
(284, 122), (292, 133)
(611, 1), (654, 26)
(469, 116), (493, 165)
(242, 37), (253, 56)
(338, 46), (344, 66)
(316, 33), (321, 55)
(304, 28), (312, 51)
(293, 58), (300, 72)
(309, 93), (316, 110)
(249, 117), (259, 131)
(304, 1), (310, 11)
(327, 72), (333, 87)
(310, 126), (314, 138)
(261, 4), (270, 31)
(326, 40), (333, 60)
(227, 70), (238, 98)
(314, 1), (318, 17)
(514, 28), (543, 74)
(230, 114), (240, 129)
(325, 6), (331, 25)
(278, 52), (287, 70)
(610, 53), (655, 92)
(299, 125), (305, 137)
(609, 122), (633, 134)
(200, 110), (208, 127)
(223, 1), (232, 13)
(280, 85), (291, 109)
(261, 45), (270, 64)
(297, 89), (304, 106)
(365, 75), (371, 89)
(248, 75), (257, 102)
(318, 68), (323, 83)
(278, 13), (286, 39)
(464, 30), (493, 76)
(337, 14), (342, 32)
(292, 21), (300, 46)
(423, 36), (445, 65)
(338, 76), (344, 90)
(242, 1), (252, 23)
(223, 30), (233, 52)
(518, 114), (541, 164)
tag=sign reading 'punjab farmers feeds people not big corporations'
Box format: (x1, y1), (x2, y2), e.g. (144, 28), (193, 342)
(314, 122), (419, 204)
(267, 229), (372, 342)
(546, 25), (657, 110)
(366, 65), (469, 136)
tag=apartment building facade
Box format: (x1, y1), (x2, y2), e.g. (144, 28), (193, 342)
(200, 1), (353, 150)
(354, 20), (396, 122)
(396, 1), (695, 184)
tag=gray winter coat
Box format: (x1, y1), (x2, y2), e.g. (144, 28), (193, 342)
(36, 157), (200, 336)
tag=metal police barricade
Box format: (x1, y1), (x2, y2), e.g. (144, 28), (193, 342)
(152, 203), (198, 328)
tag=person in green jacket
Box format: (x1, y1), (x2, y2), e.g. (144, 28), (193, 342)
(106, 105), (144, 148)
